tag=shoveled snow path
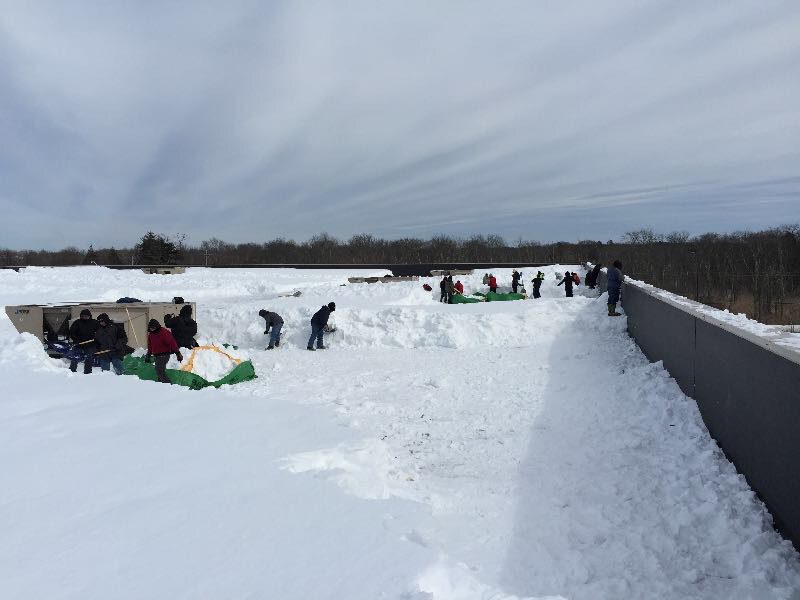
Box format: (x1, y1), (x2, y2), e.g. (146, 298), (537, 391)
(248, 297), (800, 599)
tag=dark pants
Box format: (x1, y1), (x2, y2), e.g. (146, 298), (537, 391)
(308, 324), (324, 349)
(154, 354), (171, 383)
(565, 288), (573, 297)
(445, 291), (452, 304)
(267, 323), (282, 347)
(440, 290), (446, 302)
(608, 286), (620, 304)
(512, 282), (518, 293)
(99, 356), (123, 375)
(489, 286), (497, 293)
(69, 357), (93, 374)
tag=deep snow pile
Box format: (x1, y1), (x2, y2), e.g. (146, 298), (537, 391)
(1, 266), (799, 600)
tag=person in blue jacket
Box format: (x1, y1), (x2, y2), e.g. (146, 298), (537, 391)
(607, 260), (624, 316)
(308, 302), (336, 350)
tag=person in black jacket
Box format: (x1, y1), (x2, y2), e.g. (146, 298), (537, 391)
(164, 305), (198, 349)
(94, 313), (128, 375)
(586, 263), (602, 289)
(512, 270), (521, 293)
(308, 302), (335, 350)
(259, 309), (284, 349)
(532, 271), (544, 298)
(557, 271), (574, 297)
(69, 308), (99, 373)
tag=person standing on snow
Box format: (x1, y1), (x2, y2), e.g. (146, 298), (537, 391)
(488, 274), (498, 293)
(512, 270), (521, 293)
(94, 313), (128, 375)
(145, 319), (183, 383)
(308, 302), (336, 351)
(557, 271), (574, 297)
(607, 260), (624, 316)
(69, 308), (99, 374)
(439, 277), (447, 303)
(586, 263), (602, 289)
(259, 309), (284, 349)
(164, 305), (198, 349)
(444, 275), (455, 304)
(532, 272), (544, 298)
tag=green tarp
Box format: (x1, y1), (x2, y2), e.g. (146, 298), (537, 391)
(451, 294), (483, 304)
(485, 291), (526, 302)
(122, 354), (257, 390)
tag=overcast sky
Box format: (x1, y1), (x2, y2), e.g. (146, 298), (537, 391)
(1, 1), (798, 249)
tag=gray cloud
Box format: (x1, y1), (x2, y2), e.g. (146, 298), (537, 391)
(1, 1), (798, 249)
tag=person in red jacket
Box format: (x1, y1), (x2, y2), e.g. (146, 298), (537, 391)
(144, 318), (183, 383)
(454, 280), (464, 295)
(488, 274), (498, 293)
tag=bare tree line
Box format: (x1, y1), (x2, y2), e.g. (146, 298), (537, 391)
(1, 225), (798, 323)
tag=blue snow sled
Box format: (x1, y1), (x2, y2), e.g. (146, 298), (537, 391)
(45, 340), (102, 366)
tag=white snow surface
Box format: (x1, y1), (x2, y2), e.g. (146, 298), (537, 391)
(1, 266), (799, 599)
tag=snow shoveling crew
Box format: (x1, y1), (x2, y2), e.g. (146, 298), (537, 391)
(145, 319), (183, 383)
(557, 271), (574, 297)
(308, 302), (335, 351)
(532, 272), (544, 298)
(488, 274), (498, 293)
(94, 313), (128, 375)
(259, 309), (284, 350)
(607, 260), (624, 316)
(69, 308), (99, 374)
(164, 305), (198, 349)
(454, 280), (464, 295)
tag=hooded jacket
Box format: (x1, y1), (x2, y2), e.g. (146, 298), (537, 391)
(94, 314), (129, 357)
(69, 309), (99, 344)
(311, 304), (334, 327)
(259, 310), (284, 328)
(164, 305), (198, 348)
(147, 320), (179, 355)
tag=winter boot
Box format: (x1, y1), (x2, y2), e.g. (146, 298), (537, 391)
(266, 343), (275, 350)
(316, 345), (327, 350)
(307, 346), (315, 351)
(608, 303), (621, 317)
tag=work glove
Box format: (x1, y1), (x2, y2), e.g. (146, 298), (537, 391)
(176, 351), (184, 362)
(144, 353), (151, 363)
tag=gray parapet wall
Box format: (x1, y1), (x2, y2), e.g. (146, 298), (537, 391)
(621, 280), (800, 550)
